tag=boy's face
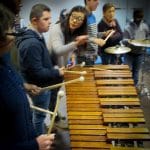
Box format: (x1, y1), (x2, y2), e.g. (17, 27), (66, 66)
(32, 11), (51, 33)
(86, 0), (99, 11)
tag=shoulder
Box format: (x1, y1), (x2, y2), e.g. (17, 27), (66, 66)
(98, 19), (105, 26)
(17, 30), (41, 47)
(49, 23), (64, 39)
(87, 13), (96, 25)
(141, 21), (149, 29)
(50, 23), (62, 33)
(124, 21), (133, 30)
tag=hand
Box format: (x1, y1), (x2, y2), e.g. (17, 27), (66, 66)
(103, 29), (114, 37)
(36, 134), (55, 150)
(66, 60), (76, 69)
(58, 67), (65, 76)
(75, 35), (88, 46)
(92, 38), (106, 47)
(66, 53), (76, 69)
(23, 83), (42, 95)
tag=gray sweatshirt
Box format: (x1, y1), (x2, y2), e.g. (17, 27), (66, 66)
(48, 23), (77, 67)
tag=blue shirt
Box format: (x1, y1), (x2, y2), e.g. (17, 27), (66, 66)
(0, 57), (38, 150)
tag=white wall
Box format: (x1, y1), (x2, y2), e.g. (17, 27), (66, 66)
(20, 0), (149, 40)
(20, 0), (86, 26)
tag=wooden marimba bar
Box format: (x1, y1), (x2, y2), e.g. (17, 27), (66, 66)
(64, 65), (150, 150)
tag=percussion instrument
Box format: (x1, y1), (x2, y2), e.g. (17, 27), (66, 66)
(64, 65), (150, 150)
(128, 39), (150, 47)
(105, 46), (131, 54)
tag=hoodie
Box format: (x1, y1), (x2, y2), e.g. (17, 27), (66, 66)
(16, 29), (63, 87)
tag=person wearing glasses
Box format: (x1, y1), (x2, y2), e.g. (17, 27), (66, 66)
(0, 1), (55, 150)
(48, 5), (88, 67)
(48, 6), (88, 123)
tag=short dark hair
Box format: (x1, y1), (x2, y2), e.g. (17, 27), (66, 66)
(30, 4), (51, 21)
(133, 9), (144, 19)
(0, 4), (14, 41)
(103, 3), (115, 12)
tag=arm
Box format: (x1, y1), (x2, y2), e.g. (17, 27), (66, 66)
(145, 23), (150, 39)
(48, 25), (77, 56)
(24, 45), (60, 80)
(122, 27), (131, 46)
(23, 83), (42, 95)
(88, 37), (106, 47)
(109, 20), (123, 43)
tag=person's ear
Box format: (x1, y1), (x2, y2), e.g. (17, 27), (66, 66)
(31, 17), (38, 25)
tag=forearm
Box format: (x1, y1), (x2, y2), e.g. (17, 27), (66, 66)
(52, 41), (77, 56)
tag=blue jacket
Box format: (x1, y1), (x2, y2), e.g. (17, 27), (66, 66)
(0, 57), (38, 150)
(16, 29), (62, 87)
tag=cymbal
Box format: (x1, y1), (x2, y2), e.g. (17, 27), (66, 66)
(105, 46), (131, 54)
(128, 39), (150, 47)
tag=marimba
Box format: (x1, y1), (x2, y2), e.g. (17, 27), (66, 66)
(64, 65), (150, 150)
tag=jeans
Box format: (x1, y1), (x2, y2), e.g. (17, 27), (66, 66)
(124, 53), (144, 86)
(77, 56), (95, 66)
(32, 90), (51, 135)
(101, 53), (123, 64)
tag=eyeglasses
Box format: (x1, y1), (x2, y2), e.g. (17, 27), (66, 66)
(70, 14), (84, 23)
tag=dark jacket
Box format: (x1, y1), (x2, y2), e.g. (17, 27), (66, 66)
(98, 19), (123, 54)
(16, 29), (63, 87)
(0, 57), (38, 150)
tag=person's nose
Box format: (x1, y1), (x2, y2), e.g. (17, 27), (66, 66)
(73, 19), (78, 23)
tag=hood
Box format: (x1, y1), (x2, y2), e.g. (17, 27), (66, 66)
(16, 29), (41, 48)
